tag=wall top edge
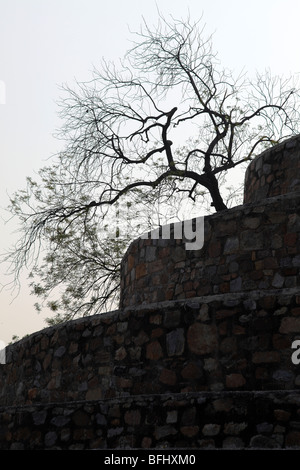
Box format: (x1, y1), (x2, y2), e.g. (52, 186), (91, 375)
(122, 190), (300, 254)
(5, 286), (299, 354)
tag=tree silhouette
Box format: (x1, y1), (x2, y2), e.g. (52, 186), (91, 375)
(4, 15), (300, 322)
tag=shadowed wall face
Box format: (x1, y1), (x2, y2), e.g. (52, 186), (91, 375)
(120, 193), (300, 308)
(1, 288), (300, 407)
(243, 135), (300, 204)
(0, 136), (300, 450)
(120, 136), (300, 309)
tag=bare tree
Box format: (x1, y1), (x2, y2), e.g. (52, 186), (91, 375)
(4, 15), (300, 322)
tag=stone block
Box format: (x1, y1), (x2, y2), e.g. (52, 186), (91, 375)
(146, 341), (163, 360)
(226, 374), (246, 388)
(224, 237), (239, 254)
(136, 263), (147, 279)
(124, 410), (141, 426)
(159, 368), (177, 386)
(280, 317), (300, 334)
(202, 423), (221, 436)
(166, 329), (185, 356)
(252, 351), (280, 363)
(240, 231), (263, 250)
(180, 426), (199, 437)
(187, 323), (218, 355)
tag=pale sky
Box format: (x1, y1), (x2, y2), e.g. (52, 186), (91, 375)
(0, 0), (300, 343)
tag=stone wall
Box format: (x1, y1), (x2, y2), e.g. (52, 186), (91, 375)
(0, 136), (300, 450)
(1, 290), (300, 449)
(1, 289), (300, 404)
(244, 135), (300, 204)
(2, 391), (300, 450)
(120, 135), (300, 309)
(120, 192), (300, 308)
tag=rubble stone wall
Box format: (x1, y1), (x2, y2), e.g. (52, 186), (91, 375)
(2, 390), (300, 450)
(244, 135), (300, 204)
(120, 192), (300, 308)
(0, 136), (300, 450)
(1, 289), (300, 408)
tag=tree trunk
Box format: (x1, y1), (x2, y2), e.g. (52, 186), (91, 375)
(207, 173), (227, 212)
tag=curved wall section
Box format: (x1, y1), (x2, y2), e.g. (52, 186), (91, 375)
(1, 137), (300, 449)
(243, 135), (300, 204)
(1, 290), (300, 408)
(120, 192), (300, 309)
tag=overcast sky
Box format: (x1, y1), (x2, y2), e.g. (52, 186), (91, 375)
(1, 0), (300, 343)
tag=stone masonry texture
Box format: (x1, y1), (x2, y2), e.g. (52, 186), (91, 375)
(0, 135), (300, 450)
(2, 391), (300, 450)
(1, 294), (300, 408)
(244, 134), (300, 204)
(120, 191), (300, 308)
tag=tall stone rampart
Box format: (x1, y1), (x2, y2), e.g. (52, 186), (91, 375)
(0, 135), (299, 449)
